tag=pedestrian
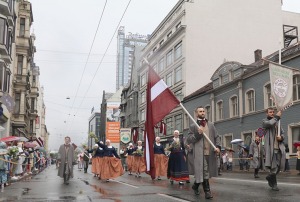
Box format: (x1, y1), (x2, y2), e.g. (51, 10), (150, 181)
(77, 152), (84, 171)
(119, 146), (128, 172)
(227, 149), (233, 171)
(249, 135), (264, 178)
(97, 139), (123, 182)
(132, 141), (146, 177)
(0, 142), (8, 192)
(96, 141), (104, 179)
(284, 143), (290, 172)
(222, 151), (228, 171)
(185, 142), (194, 176)
(126, 143), (135, 175)
(57, 136), (75, 185)
(263, 107), (285, 191)
(154, 137), (168, 180)
(186, 106), (220, 199)
(216, 145), (222, 176)
(296, 146), (300, 175)
(167, 130), (189, 185)
(238, 145), (244, 170)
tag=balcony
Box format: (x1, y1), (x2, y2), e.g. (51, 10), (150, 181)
(0, 0), (13, 16)
(13, 75), (30, 90)
(0, 44), (8, 56)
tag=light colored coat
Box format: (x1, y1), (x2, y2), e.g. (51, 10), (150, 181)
(187, 121), (220, 183)
(249, 141), (264, 169)
(57, 144), (75, 178)
(262, 117), (286, 171)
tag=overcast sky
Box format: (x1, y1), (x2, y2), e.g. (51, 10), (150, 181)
(29, 0), (300, 151)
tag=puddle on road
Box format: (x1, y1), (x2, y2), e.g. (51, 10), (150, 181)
(22, 188), (31, 195)
(59, 196), (77, 200)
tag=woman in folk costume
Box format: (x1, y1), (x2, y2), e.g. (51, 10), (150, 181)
(132, 141), (146, 177)
(154, 137), (168, 180)
(96, 141), (105, 179)
(57, 136), (75, 185)
(167, 130), (189, 185)
(126, 143), (135, 175)
(91, 144), (100, 177)
(97, 139), (123, 182)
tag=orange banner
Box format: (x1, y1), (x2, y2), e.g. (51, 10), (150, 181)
(106, 122), (120, 143)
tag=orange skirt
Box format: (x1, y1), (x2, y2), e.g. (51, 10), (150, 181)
(100, 157), (124, 179)
(132, 156), (146, 173)
(154, 154), (168, 177)
(126, 155), (134, 172)
(96, 157), (103, 175)
(91, 158), (98, 174)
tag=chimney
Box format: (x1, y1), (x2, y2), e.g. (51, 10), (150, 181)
(254, 49), (262, 62)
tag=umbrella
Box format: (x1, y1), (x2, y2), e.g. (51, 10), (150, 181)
(24, 142), (37, 148)
(19, 137), (28, 142)
(293, 142), (300, 148)
(231, 139), (243, 144)
(241, 145), (250, 151)
(0, 136), (20, 142)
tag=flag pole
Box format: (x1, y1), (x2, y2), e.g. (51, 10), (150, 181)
(277, 37), (282, 137)
(179, 103), (217, 150)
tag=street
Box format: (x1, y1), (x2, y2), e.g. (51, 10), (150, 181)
(1, 166), (299, 202)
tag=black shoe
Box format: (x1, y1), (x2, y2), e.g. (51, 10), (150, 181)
(266, 175), (273, 188)
(157, 177), (161, 180)
(192, 183), (200, 195)
(170, 180), (174, 184)
(254, 175), (260, 178)
(186, 180), (190, 183)
(179, 181), (184, 185)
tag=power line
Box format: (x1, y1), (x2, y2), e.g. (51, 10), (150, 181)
(65, 0), (108, 132)
(67, 0), (132, 133)
(37, 49), (117, 56)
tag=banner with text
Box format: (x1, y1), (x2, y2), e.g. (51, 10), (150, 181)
(106, 122), (120, 143)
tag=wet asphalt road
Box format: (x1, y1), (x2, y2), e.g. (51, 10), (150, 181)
(0, 166), (299, 202)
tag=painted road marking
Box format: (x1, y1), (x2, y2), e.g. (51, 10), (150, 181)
(110, 179), (139, 188)
(157, 193), (191, 202)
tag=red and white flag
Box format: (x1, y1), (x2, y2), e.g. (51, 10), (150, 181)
(144, 64), (180, 179)
(159, 121), (166, 136)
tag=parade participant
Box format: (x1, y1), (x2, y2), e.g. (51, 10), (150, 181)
(96, 141), (105, 179)
(126, 143), (135, 175)
(132, 141), (146, 177)
(119, 146), (128, 172)
(184, 141), (194, 177)
(216, 145), (222, 176)
(167, 130), (189, 185)
(187, 106), (220, 198)
(249, 135), (264, 178)
(91, 144), (100, 177)
(82, 145), (91, 173)
(97, 139), (123, 182)
(0, 142), (8, 192)
(238, 145), (245, 170)
(154, 137), (168, 180)
(57, 136), (75, 185)
(77, 152), (84, 171)
(263, 107), (285, 191)
(296, 146), (300, 175)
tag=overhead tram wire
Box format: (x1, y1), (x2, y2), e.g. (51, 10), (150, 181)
(66, 0), (132, 134)
(64, 0), (108, 133)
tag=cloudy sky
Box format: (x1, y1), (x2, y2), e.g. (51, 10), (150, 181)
(29, 0), (300, 151)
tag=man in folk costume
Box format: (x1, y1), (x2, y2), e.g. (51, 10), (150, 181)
(57, 136), (75, 185)
(263, 107), (285, 191)
(249, 135), (264, 178)
(187, 106), (220, 199)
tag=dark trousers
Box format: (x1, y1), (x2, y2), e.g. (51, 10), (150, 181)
(84, 161), (89, 173)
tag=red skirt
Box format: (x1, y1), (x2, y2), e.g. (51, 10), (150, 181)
(132, 156), (146, 173)
(126, 155), (134, 172)
(96, 157), (103, 175)
(154, 154), (168, 177)
(91, 158), (98, 174)
(100, 157), (124, 179)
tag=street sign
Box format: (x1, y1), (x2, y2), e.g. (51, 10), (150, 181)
(257, 128), (265, 137)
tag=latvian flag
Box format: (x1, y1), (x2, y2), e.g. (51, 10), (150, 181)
(131, 127), (138, 144)
(36, 137), (44, 147)
(144, 62), (180, 179)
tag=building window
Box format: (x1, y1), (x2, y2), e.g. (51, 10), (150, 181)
(246, 90), (255, 113)
(159, 39), (164, 46)
(224, 134), (233, 148)
(167, 31), (172, 38)
(158, 58), (165, 72)
(291, 126), (300, 153)
(166, 50), (173, 66)
(230, 96), (238, 117)
(140, 74), (146, 87)
(243, 132), (252, 147)
(293, 75), (300, 101)
(216, 101), (223, 121)
(15, 93), (21, 113)
(174, 42), (182, 60)
(0, 18), (8, 45)
(0, 64), (4, 90)
(175, 114), (182, 133)
(175, 66), (182, 83)
(205, 105), (211, 121)
(20, 18), (25, 36)
(264, 83), (275, 108)
(175, 89), (183, 101)
(140, 109), (145, 121)
(17, 55), (23, 75)
(166, 72), (172, 87)
(31, 98), (35, 113)
(30, 120), (34, 133)
(153, 47), (157, 52)
(166, 117), (173, 136)
(141, 91), (145, 103)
